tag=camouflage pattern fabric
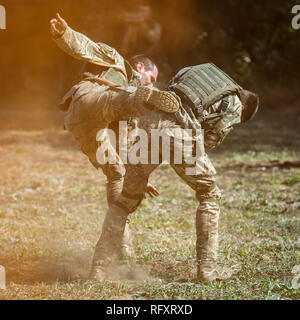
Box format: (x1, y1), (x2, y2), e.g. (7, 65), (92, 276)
(54, 27), (242, 280)
(91, 93), (242, 281)
(63, 81), (148, 168)
(53, 27), (153, 265)
(202, 94), (242, 151)
(55, 26), (141, 85)
(106, 171), (136, 260)
(64, 82), (154, 262)
(54, 25), (143, 175)
(90, 110), (220, 280)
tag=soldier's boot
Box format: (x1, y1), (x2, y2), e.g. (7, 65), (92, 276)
(89, 204), (128, 281)
(106, 182), (136, 261)
(121, 219), (136, 261)
(135, 86), (179, 113)
(196, 202), (232, 281)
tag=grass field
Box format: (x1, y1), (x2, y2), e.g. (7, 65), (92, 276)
(0, 109), (299, 300)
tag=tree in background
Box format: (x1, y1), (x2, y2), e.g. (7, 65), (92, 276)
(0, 0), (299, 111)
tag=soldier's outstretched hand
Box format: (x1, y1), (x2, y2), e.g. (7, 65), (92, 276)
(145, 183), (160, 198)
(50, 13), (68, 39)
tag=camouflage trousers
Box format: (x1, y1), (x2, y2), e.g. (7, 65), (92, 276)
(62, 80), (141, 258)
(63, 80), (150, 169)
(91, 110), (222, 277)
(105, 164), (136, 260)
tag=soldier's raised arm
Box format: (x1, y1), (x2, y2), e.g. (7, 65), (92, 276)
(50, 13), (126, 76)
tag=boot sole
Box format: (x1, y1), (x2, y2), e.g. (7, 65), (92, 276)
(136, 87), (179, 113)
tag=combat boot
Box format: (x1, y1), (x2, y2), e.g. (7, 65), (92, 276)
(135, 86), (180, 113)
(89, 204), (129, 281)
(196, 202), (232, 282)
(89, 257), (111, 281)
(121, 219), (136, 261)
(106, 183), (136, 261)
(197, 262), (232, 281)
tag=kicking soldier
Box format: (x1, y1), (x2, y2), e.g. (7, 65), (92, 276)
(50, 13), (175, 259)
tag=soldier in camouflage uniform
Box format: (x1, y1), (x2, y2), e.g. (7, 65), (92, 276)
(50, 14), (178, 259)
(90, 64), (259, 282)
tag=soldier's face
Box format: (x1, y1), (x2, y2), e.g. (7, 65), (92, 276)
(137, 64), (158, 87)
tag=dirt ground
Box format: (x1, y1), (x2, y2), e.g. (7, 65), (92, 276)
(0, 107), (299, 300)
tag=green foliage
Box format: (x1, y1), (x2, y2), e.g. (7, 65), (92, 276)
(1, 0), (299, 110)
(180, 0), (300, 107)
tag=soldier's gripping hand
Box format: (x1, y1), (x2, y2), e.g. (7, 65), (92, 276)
(50, 13), (68, 39)
(145, 183), (160, 198)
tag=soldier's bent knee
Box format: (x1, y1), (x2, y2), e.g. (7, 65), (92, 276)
(114, 190), (144, 214)
(196, 184), (222, 202)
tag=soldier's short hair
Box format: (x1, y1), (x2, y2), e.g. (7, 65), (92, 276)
(239, 90), (259, 122)
(129, 54), (156, 71)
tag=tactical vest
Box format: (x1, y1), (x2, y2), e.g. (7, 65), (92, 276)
(168, 63), (242, 121)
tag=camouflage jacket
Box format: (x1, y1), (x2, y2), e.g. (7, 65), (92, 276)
(53, 27), (142, 171)
(54, 26), (141, 87)
(202, 94), (242, 151)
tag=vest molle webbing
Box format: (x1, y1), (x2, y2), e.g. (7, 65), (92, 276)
(168, 63), (242, 119)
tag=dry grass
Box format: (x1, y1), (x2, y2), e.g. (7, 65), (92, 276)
(0, 109), (299, 300)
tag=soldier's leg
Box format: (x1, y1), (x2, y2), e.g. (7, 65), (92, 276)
(66, 81), (179, 131)
(171, 154), (231, 281)
(105, 165), (125, 206)
(96, 85), (180, 124)
(106, 166), (136, 261)
(90, 163), (158, 280)
(91, 128), (136, 261)
(90, 203), (129, 280)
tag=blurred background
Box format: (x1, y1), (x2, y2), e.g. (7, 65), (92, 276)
(0, 0), (300, 129)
